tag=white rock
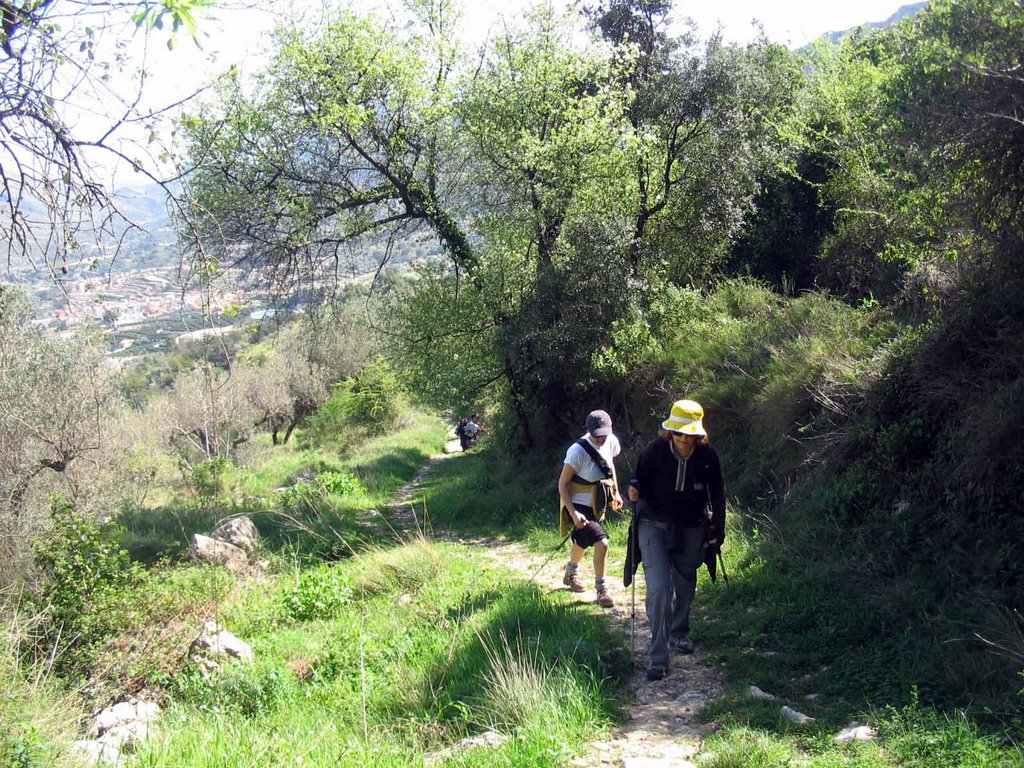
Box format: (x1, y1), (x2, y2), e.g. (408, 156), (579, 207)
(804, 693), (821, 701)
(134, 700), (161, 723)
(189, 534), (249, 571)
(425, 731), (508, 765)
(781, 705), (814, 725)
(189, 621), (253, 662)
(834, 723), (877, 743)
(73, 739), (124, 767)
(210, 516), (259, 554)
(100, 722), (149, 752)
(87, 702), (137, 737)
(747, 685), (776, 700)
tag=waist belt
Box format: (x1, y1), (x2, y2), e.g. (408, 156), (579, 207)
(559, 478), (615, 536)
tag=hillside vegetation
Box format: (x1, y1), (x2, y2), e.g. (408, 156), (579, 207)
(2, 0), (1024, 765)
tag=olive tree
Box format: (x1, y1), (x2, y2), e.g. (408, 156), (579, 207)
(0, 286), (119, 570)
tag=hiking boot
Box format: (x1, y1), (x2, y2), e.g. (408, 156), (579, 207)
(671, 635), (695, 654)
(562, 571), (585, 592)
(646, 663), (667, 681)
(595, 587), (614, 607)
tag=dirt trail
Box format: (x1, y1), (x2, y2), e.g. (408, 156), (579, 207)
(386, 451), (726, 768)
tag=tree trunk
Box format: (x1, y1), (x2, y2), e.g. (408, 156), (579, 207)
(502, 356), (533, 450)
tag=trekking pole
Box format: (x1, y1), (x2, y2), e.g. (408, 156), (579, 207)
(627, 500), (637, 667)
(528, 530), (572, 583)
(630, 566), (636, 666)
(718, 549), (729, 585)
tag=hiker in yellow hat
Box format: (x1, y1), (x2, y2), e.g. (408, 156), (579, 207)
(626, 399), (726, 681)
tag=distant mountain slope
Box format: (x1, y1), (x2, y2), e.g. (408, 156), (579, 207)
(825, 2), (928, 42)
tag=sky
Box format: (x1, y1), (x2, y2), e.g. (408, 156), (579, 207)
(104, 0), (918, 185)
(138, 0), (919, 101)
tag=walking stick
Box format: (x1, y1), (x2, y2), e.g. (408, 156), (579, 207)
(528, 530), (572, 583)
(630, 564), (636, 666)
(717, 549), (729, 585)
(627, 500), (638, 667)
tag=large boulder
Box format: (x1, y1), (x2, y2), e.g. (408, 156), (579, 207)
(190, 533), (248, 572)
(210, 516), (260, 554)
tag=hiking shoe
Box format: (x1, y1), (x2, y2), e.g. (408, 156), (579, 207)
(595, 587), (614, 607)
(671, 635), (695, 654)
(562, 572), (585, 592)
(646, 663), (667, 681)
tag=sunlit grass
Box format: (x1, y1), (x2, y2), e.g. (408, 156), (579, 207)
(131, 538), (626, 768)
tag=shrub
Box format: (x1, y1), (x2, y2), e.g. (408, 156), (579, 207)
(298, 360), (410, 449)
(348, 358), (408, 429)
(189, 458), (232, 499)
(315, 471), (364, 497)
(0, 727), (42, 768)
(279, 470), (364, 515)
(169, 663), (290, 718)
(278, 565), (353, 622)
(29, 501), (139, 677)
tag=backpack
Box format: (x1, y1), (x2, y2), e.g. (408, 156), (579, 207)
(455, 422), (465, 437)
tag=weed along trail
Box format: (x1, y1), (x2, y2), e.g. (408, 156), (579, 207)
(387, 450), (727, 768)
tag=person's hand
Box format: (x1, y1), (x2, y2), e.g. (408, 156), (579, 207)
(627, 486), (639, 503)
(610, 490), (623, 511)
(573, 510), (587, 529)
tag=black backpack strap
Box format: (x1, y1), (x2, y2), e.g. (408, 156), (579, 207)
(576, 438), (613, 479)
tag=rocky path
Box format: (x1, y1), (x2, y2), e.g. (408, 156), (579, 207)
(386, 450), (726, 768)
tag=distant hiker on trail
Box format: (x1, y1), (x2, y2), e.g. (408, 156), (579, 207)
(461, 413), (484, 449)
(455, 417), (470, 450)
(558, 409), (623, 608)
(627, 399), (726, 681)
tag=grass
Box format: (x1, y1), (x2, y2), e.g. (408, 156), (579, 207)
(6, 409), (629, 767)
(0, 625), (82, 768)
(131, 540), (626, 767)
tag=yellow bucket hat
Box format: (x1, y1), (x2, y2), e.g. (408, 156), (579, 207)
(662, 399), (706, 436)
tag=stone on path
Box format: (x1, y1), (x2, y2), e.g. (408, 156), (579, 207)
(747, 685), (775, 700)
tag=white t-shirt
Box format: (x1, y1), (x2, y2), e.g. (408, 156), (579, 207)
(463, 421), (480, 438)
(563, 433), (620, 507)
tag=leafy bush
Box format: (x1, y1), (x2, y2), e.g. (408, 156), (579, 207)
(277, 482), (322, 515)
(189, 457), (232, 498)
(279, 470), (365, 515)
(0, 727), (43, 768)
(278, 565), (353, 622)
(170, 663), (290, 718)
(30, 501), (139, 677)
(299, 359), (410, 449)
(348, 358), (407, 428)
(315, 470), (363, 497)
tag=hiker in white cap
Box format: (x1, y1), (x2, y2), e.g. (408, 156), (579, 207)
(627, 399), (726, 681)
(557, 409), (623, 607)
